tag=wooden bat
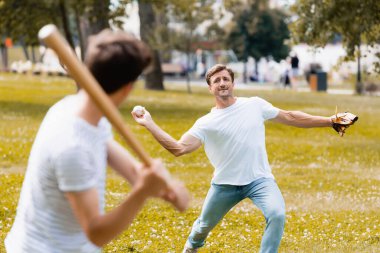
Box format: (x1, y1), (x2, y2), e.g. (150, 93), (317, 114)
(38, 24), (189, 211)
(39, 24), (152, 166)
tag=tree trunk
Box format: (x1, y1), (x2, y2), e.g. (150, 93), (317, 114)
(31, 46), (36, 63)
(21, 42), (30, 61)
(145, 50), (164, 90)
(186, 51), (192, 94)
(78, 16), (91, 58)
(73, 1), (110, 61)
(89, 0), (110, 34)
(243, 32), (248, 84)
(255, 59), (259, 81)
(58, 0), (75, 51)
(74, 7), (85, 61)
(0, 45), (8, 71)
(243, 60), (247, 84)
(356, 40), (363, 94)
(138, 2), (164, 90)
(185, 29), (192, 94)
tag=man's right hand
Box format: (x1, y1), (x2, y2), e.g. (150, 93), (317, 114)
(136, 159), (170, 197)
(131, 106), (153, 127)
(65, 158), (188, 247)
(136, 159), (190, 212)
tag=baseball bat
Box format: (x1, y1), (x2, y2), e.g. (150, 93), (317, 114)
(38, 24), (152, 166)
(38, 24), (189, 211)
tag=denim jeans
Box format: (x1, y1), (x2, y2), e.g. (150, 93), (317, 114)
(186, 177), (286, 253)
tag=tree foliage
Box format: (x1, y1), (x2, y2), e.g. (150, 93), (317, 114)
(138, 1), (165, 90)
(0, 0), (228, 90)
(167, 0), (213, 50)
(225, 0), (290, 62)
(0, 0), (56, 46)
(0, 0), (129, 50)
(290, 0), (380, 92)
(136, 0), (214, 91)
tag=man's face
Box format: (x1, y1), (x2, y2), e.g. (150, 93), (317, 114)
(208, 69), (234, 98)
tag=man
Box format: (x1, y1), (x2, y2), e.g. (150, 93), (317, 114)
(5, 30), (187, 252)
(132, 64), (356, 253)
(290, 52), (299, 76)
(290, 52), (300, 88)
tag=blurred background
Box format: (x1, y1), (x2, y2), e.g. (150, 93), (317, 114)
(1, 2), (380, 252)
(0, 0), (379, 95)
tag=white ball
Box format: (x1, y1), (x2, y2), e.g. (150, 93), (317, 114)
(132, 105), (145, 117)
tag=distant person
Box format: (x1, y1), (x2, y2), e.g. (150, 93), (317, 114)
(279, 59), (291, 89)
(290, 52), (300, 88)
(291, 53), (299, 75)
(283, 69), (291, 88)
(132, 64), (357, 253)
(5, 29), (188, 252)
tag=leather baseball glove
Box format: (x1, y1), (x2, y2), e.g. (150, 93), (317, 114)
(331, 112), (358, 137)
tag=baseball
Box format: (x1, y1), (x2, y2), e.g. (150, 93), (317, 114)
(132, 105), (145, 117)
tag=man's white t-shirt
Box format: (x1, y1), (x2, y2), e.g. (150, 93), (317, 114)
(187, 97), (279, 185)
(5, 95), (112, 253)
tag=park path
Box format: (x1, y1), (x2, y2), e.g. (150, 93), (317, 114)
(165, 79), (355, 95)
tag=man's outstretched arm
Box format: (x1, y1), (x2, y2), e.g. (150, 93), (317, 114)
(271, 109), (332, 128)
(132, 109), (202, 157)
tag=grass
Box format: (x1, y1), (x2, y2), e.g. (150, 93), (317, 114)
(0, 73), (379, 252)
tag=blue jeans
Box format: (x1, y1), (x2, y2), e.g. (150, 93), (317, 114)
(187, 177), (286, 253)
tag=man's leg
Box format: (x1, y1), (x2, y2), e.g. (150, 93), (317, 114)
(245, 178), (286, 253)
(186, 184), (242, 249)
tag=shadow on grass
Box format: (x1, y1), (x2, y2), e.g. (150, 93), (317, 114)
(0, 100), (50, 117)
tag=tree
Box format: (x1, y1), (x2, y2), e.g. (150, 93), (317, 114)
(59, 0), (76, 50)
(56, 0), (114, 54)
(138, 1), (165, 90)
(0, 0), (123, 64)
(290, 0), (380, 94)
(167, 0), (213, 93)
(0, 0), (56, 67)
(225, 1), (290, 82)
(204, 22), (227, 51)
(137, 0), (213, 91)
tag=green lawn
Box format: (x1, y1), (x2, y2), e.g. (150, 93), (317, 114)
(0, 73), (379, 252)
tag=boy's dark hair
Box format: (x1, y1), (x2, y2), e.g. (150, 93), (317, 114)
(205, 64), (234, 85)
(84, 30), (152, 94)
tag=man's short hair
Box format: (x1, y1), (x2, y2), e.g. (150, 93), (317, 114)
(205, 64), (234, 85)
(84, 30), (152, 94)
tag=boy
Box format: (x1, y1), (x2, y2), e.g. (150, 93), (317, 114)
(5, 29), (187, 252)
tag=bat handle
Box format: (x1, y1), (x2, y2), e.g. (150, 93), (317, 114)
(39, 24), (153, 167)
(38, 24), (189, 212)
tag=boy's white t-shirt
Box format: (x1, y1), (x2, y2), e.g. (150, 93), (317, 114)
(187, 97), (279, 185)
(5, 95), (112, 253)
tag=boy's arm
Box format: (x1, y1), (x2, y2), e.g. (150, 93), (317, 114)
(107, 140), (141, 186)
(65, 160), (172, 247)
(271, 109), (332, 128)
(132, 109), (201, 157)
